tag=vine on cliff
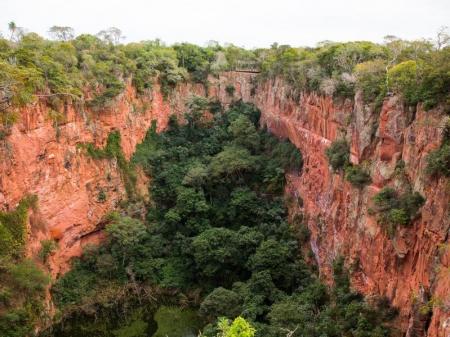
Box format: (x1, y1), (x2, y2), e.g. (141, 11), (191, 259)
(79, 131), (137, 197)
(0, 195), (51, 337)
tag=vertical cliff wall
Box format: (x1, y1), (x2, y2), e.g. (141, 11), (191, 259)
(0, 81), (202, 276)
(215, 73), (449, 337)
(0, 72), (448, 336)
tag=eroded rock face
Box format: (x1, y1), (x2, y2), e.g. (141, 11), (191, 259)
(0, 82), (182, 276)
(0, 73), (448, 336)
(224, 74), (449, 337)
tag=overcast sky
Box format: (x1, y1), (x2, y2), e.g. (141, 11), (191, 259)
(1, 0), (449, 48)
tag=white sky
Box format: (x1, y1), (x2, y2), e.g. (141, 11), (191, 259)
(1, 0), (449, 48)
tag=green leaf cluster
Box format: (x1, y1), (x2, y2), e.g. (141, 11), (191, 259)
(372, 187), (425, 236)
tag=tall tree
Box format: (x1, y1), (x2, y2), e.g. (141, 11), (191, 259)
(8, 21), (16, 41)
(49, 26), (75, 41)
(97, 27), (124, 45)
(436, 26), (449, 50)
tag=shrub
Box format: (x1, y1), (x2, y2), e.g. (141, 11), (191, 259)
(217, 316), (256, 337)
(38, 239), (57, 263)
(325, 139), (350, 171)
(226, 84), (236, 96)
(8, 259), (50, 294)
(425, 121), (450, 177)
(354, 59), (386, 102)
(386, 208), (409, 226)
(0, 195), (38, 257)
(345, 165), (371, 188)
(97, 190), (107, 202)
(388, 60), (421, 106)
(372, 187), (425, 236)
(426, 144), (450, 177)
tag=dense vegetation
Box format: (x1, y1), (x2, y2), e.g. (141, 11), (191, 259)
(259, 38), (450, 112)
(371, 187), (425, 237)
(1, 24), (449, 139)
(0, 195), (51, 337)
(2, 23), (445, 336)
(50, 101), (396, 337)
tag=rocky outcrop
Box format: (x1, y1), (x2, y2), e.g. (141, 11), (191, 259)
(0, 72), (448, 336)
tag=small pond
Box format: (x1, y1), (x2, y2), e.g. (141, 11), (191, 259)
(43, 305), (203, 337)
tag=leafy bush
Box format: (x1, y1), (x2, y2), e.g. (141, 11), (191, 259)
(0, 259), (49, 337)
(426, 122), (450, 177)
(0, 195), (37, 258)
(38, 239), (57, 263)
(372, 187), (425, 236)
(354, 59), (386, 102)
(217, 317), (256, 337)
(426, 143), (450, 177)
(8, 259), (50, 294)
(226, 84), (236, 96)
(388, 60), (420, 105)
(345, 165), (371, 188)
(325, 139), (350, 171)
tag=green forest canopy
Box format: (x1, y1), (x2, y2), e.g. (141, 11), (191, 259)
(0, 24), (449, 129)
(50, 101), (397, 337)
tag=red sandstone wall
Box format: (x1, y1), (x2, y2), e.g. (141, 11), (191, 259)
(0, 82), (180, 276)
(0, 72), (448, 336)
(222, 73), (449, 337)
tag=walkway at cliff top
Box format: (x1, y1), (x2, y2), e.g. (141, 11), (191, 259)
(233, 67), (261, 73)
(232, 61), (261, 73)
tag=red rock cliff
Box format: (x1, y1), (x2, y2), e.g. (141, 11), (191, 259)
(216, 73), (449, 337)
(0, 81), (201, 276)
(0, 72), (448, 336)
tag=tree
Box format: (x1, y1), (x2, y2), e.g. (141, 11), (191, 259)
(49, 26), (75, 41)
(426, 144), (450, 177)
(209, 146), (257, 178)
(345, 165), (371, 188)
(200, 287), (242, 319)
(182, 163), (208, 187)
(388, 60), (420, 105)
(248, 239), (299, 288)
(8, 21), (16, 41)
(228, 115), (260, 152)
(436, 26), (449, 50)
(191, 227), (243, 278)
(217, 317), (256, 337)
(9, 259), (50, 295)
(105, 214), (147, 266)
(97, 27), (124, 45)
(354, 59), (386, 101)
(383, 35), (406, 90)
(325, 139), (350, 171)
